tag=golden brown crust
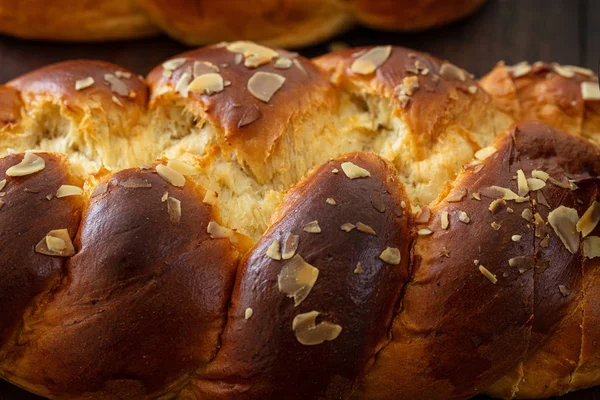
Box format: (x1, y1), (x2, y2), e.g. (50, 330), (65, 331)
(349, 0), (485, 31)
(194, 153), (412, 400)
(0, 87), (22, 128)
(1, 166), (239, 399)
(0, 0), (159, 41)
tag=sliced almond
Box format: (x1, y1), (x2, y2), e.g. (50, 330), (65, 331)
(119, 178), (152, 189)
(104, 73), (129, 96)
(491, 221), (501, 231)
(341, 162), (370, 179)
(156, 164), (185, 187)
(56, 185), (83, 198)
(207, 221), (233, 239)
(192, 60), (219, 76)
(278, 255), (319, 306)
(274, 57), (293, 69)
(508, 256), (535, 273)
(576, 201), (600, 237)
(531, 170), (549, 181)
(474, 146), (496, 160)
(292, 311), (342, 345)
(175, 71), (192, 98)
(326, 197), (336, 205)
(266, 239), (281, 260)
(6, 152), (45, 176)
(564, 65), (594, 76)
(581, 81), (600, 100)
(281, 232), (299, 260)
(356, 222), (376, 235)
(517, 169), (529, 196)
(162, 58), (186, 71)
(226, 41), (278, 67)
(478, 265), (497, 284)
(167, 197), (181, 224)
(441, 211), (449, 229)
(167, 159), (199, 176)
(35, 229), (75, 257)
(350, 46), (392, 75)
(188, 73), (224, 95)
(458, 211), (471, 224)
(161, 191), (169, 202)
(340, 222), (355, 232)
(91, 183), (108, 198)
(439, 62), (467, 81)
(583, 236), (600, 259)
(75, 77), (94, 90)
(379, 247), (401, 265)
(489, 198), (507, 214)
(247, 71), (285, 102)
(418, 228), (433, 236)
(511, 62), (531, 78)
(552, 64), (575, 78)
(244, 308), (253, 320)
(548, 206), (580, 253)
(512, 235), (522, 242)
(526, 178), (546, 191)
(0, 179), (5, 191)
(446, 189), (467, 203)
(303, 220), (321, 234)
(354, 262), (364, 274)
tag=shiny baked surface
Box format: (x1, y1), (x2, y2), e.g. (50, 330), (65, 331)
(0, 42), (599, 399)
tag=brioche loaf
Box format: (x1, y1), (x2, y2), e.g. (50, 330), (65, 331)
(0, 42), (599, 400)
(0, 0), (485, 46)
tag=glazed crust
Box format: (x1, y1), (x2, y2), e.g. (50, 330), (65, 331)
(0, 43), (599, 400)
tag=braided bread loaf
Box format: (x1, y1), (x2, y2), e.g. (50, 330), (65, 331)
(0, 0), (484, 47)
(0, 42), (599, 400)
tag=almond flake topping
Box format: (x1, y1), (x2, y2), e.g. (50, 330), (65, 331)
(203, 190), (218, 205)
(576, 201), (600, 237)
(244, 308), (253, 320)
(188, 73), (224, 95)
(341, 162), (370, 179)
(175, 72), (192, 98)
(446, 189), (466, 203)
(162, 58), (187, 71)
(326, 197), (336, 205)
(281, 232), (299, 260)
(526, 178), (546, 191)
(104, 74), (129, 96)
(517, 169), (529, 196)
(583, 236), (600, 259)
(119, 178), (152, 189)
(491, 222), (501, 231)
(226, 41), (278, 68)
(441, 211), (449, 229)
(350, 46), (392, 75)
(207, 221), (234, 239)
(356, 222), (376, 235)
(354, 262), (364, 274)
(247, 71), (285, 102)
(418, 228), (433, 236)
(161, 191), (169, 202)
(565, 65), (594, 76)
(0, 179), (6, 191)
(489, 198), (506, 214)
(192, 60), (219, 76)
(379, 247), (401, 265)
(552, 64), (575, 78)
(278, 254), (319, 306)
(292, 311), (342, 346)
(340, 222), (355, 232)
(474, 146), (496, 160)
(167, 197), (181, 224)
(75, 77), (94, 90)
(274, 57), (292, 69)
(156, 164), (185, 187)
(480, 186), (528, 202)
(458, 211), (471, 224)
(167, 159), (199, 176)
(512, 235), (522, 241)
(548, 206), (580, 253)
(90, 183), (108, 198)
(35, 229), (75, 257)
(0, 200), (4, 210)
(478, 265), (497, 284)
(509, 256), (535, 273)
(511, 62), (531, 78)
(115, 70), (131, 79)
(439, 62), (467, 81)
(581, 81), (600, 100)
(6, 152), (45, 176)
(303, 220), (321, 234)
(266, 239), (281, 260)
(56, 185), (83, 198)
(532, 170), (549, 181)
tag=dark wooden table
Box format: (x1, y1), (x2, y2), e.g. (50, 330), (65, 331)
(0, 0), (599, 398)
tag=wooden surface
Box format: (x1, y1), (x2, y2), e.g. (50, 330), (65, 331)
(0, 0), (599, 399)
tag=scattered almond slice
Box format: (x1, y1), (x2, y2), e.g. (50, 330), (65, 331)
(446, 189), (467, 203)
(167, 159), (199, 176)
(341, 162), (370, 179)
(167, 197), (181, 224)
(576, 201), (600, 237)
(340, 223), (355, 232)
(354, 262), (364, 274)
(548, 206), (580, 254)
(247, 71), (285, 102)
(379, 247), (401, 265)
(350, 46), (392, 75)
(75, 77), (94, 90)
(478, 265), (497, 284)
(162, 58), (187, 71)
(119, 178), (152, 189)
(281, 232), (299, 260)
(581, 81), (600, 100)
(531, 170), (549, 181)
(303, 220), (321, 234)
(326, 197), (336, 205)
(207, 221), (233, 239)
(512, 235), (521, 242)
(517, 169), (529, 197)
(583, 236), (600, 259)
(244, 308), (253, 320)
(266, 239), (281, 260)
(278, 254), (319, 306)
(175, 72), (192, 97)
(0, 179), (5, 191)
(418, 228), (433, 236)
(90, 183), (108, 198)
(526, 178), (546, 191)
(56, 185), (83, 198)
(188, 73), (224, 95)
(6, 152), (45, 176)
(440, 211), (449, 229)
(356, 222), (376, 235)
(104, 73), (129, 96)
(274, 57), (292, 69)
(458, 211), (471, 224)
(439, 62), (467, 81)
(156, 164), (185, 187)
(292, 311), (342, 346)
(474, 146), (496, 160)
(35, 229), (75, 257)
